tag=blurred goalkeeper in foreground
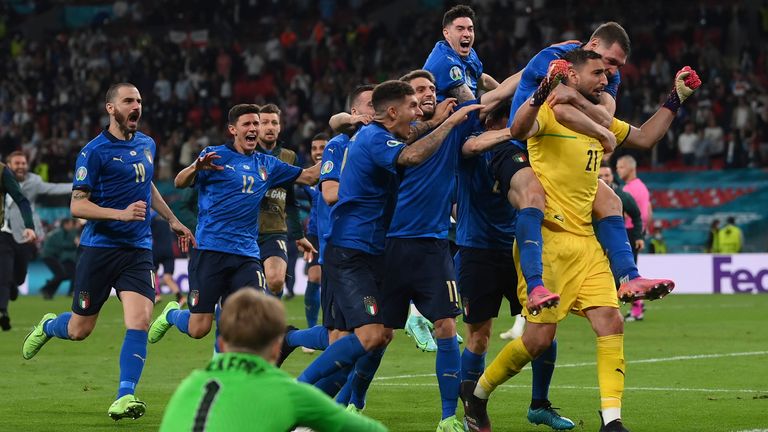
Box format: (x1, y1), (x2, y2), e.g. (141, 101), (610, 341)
(160, 288), (387, 432)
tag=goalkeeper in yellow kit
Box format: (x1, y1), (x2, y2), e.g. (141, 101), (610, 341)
(460, 49), (701, 432)
(160, 288), (387, 432)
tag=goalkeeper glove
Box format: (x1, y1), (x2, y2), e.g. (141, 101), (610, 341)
(531, 59), (569, 106)
(663, 66), (702, 113)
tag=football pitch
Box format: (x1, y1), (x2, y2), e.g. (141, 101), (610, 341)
(1, 294), (767, 432)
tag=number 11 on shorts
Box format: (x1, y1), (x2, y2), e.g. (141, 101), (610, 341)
(446, 281), (459, 305)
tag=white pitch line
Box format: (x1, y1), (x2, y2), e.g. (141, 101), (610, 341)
(372, 382), (768, 394)
(374, 350), (768, 381)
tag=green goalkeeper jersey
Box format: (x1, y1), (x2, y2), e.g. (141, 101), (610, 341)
(160, 352), (387, 432)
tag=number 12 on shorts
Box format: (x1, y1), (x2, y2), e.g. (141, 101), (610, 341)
(446, 281), (459, 305)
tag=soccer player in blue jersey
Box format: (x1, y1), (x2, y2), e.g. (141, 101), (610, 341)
(295, 81), (481, 410)
(490, 22), (674, 318)
(456, 102), (574, 430)
(423, 5), (499, 103)
(22, 83), (195, 420)
(302, 133), (329, 333)
(146, 104), (319, 348)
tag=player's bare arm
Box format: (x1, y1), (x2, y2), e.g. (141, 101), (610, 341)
(70, 189), (146, 222)
(329, 112), (372, 134)
(446, 83), (476, 104)
(150, 182), (196, 251)
(547, 102), (617, 151)
(295, 162), (320, 185)
(406, 98), (457, 143)
(321, 180), (339, 206)
(461, 127), (513, 157)
(399, 103), (484, 166)
(547, 84), (613, 127)
(478, 70), (522, 116)
(479, 72), (500, 92)
(174, 151), (223, 188)
(623, 67), (701, 150)
(509, 59), (572, 141)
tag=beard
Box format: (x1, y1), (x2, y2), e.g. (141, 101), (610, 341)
(114, 110), (139, 135)
(578, 87), (601, 105)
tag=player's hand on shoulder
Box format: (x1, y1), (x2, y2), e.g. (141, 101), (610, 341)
(432, 98), (458, 125)
(195, 152), (224, 171)
(352, 114), (373, 126)
(119, 200), (147, 222)
(446, 103), (485, 126)
(546, 83), (579, 107)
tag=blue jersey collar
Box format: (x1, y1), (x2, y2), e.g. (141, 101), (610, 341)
(102, 127), (136, 143)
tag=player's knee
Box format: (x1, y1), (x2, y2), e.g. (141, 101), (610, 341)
(432, 317), (455, 339)
(266, 277), (284, 294)
(357, 328), (390, 351)
(187, 321), (212, 339)
(593, 184), (622, 218)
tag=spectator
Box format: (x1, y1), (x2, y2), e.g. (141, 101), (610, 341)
(707, 219), (721, 252)
(714, 216), (744, 253)
(649, 222), (668, 254)
(678, 122), (698, 166)
(39, 218), (79, 299)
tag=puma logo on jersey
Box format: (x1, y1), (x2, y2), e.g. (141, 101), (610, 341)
(554, 214), (565, 222)
(225, 164), (235, 171)
(524, 240), (540, 247)
(112, 156), (123, 162)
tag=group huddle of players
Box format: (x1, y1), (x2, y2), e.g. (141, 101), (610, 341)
(21, 4), (702, 432)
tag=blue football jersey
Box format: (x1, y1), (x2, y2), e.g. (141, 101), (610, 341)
(423, 41), (484, 102)
(328, 123), (406, 255)
(194, 143), (302, 258)
(303, 184), (319, 238)
(456, 130), (517, 250)
(316, 132), (351, 264)
(73, 130), (156, 249)
(388, 100), (482, 239)
(503, 42), (622, 152)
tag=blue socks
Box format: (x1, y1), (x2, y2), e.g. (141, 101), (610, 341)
(305, 281), (321, 327)
(336, 370), (354, 405)
(460, 348), (486, 383)
(286, 325), (329, 350)
(531, 339), (557, 402)
(213, 303), (221, 353)
(596, 216), (641, 283)
(517, 208), (545, 293)
(349, 348), (386, 409)
(436, 336), (461, 419)
(166, 308), (191, 335)
(117, 329), (147, 398)
(43, 313), (72, 339)
(316, 365), (352, 397)
(298, 334), (366, 384)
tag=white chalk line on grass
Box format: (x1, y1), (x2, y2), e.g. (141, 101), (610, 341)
(372, 382), (768, 394)
(375, 350), (768, 381)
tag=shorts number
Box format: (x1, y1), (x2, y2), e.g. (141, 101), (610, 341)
(132, 163), (146, 183)
(277, 240), (287, 253)
(193, 380), (221, 431)
(242, 175), (255, 193)
(446, 281), (459, 305)
(256, 270), (265, 290)
(585, 149), (599, 172)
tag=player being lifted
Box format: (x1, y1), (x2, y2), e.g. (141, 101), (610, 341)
(146, 104), (318, 351)
(22, 83), (195, 420)
(462, 51), (701, 432)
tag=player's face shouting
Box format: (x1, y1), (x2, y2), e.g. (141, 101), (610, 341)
(310, 139), (326, 162)
(443, 17), (474, 57)
(231, 113), (261, 154)
(259, 113), (281, 146)
(393, 95), (422, 139)
(409, 77), (437, 120)
(109, 86), (142, 134)
(8, 155), (28, 181)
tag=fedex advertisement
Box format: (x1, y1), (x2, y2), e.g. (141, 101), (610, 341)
(637, 254), (768, 294)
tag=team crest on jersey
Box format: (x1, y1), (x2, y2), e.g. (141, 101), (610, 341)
(321, 161), (334, 174)
(363, 296), (378, 316)
(76, 167), (87, 181)
(259, 165), (268, 181)
(79, 292), (90, 310)
(190, 290), (200, 307)
(449, 65), (463, 82)
(386, 140), (403, 148)
(463, 297), (469, 317)
(144, 148), (153, 164)
(130, 150), (137, 156)
(512, 153), (527, 163)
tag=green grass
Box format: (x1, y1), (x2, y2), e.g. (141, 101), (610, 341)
(2, 294), (767, 431)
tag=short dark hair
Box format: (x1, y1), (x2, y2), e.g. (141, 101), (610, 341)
(486, 101), (511, 125)
(105, 83), (137, 103)
(726, 216), (736, 224)
(563, 48), (603, 68)
(442, 5), (475, 28)
(590, 22), (631, 56)
(347, 84), (376, 111)
(228, 104), (260, 125)
(311, 132), (330, 142)
(5, 150), (27, 163)
(372, 80), (415, 114)
(399, 69), (436, 85)
(259, 103), (282, 116)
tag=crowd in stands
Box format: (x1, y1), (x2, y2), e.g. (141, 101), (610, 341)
(1, 0), (767, 243)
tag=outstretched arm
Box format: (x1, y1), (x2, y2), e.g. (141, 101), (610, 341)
(151, 183), (195, 252)
(329, 112), (372, 135)
(479, 72), (500, 92)
(175, 151), (223, 188)
(461, 128), (513, 157)
(510, 59), (570, 141)
(479, 70), (522, 116)
(398, 104), (484, 166)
